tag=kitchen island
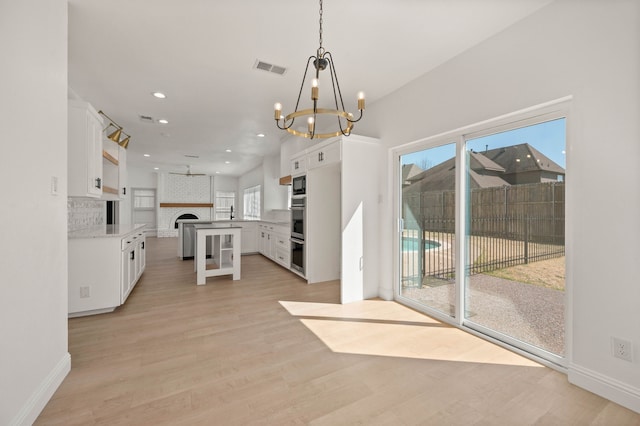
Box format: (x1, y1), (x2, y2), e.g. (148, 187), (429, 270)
(68, 224), (146, 317)
(194, 223), (242, 285)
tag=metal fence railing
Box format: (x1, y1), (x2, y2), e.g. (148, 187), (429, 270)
(401, 216), (565, 287)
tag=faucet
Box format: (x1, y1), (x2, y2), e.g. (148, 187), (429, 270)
(230, 205), (234, 220)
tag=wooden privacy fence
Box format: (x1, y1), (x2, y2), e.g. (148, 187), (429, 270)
(402, 182), (565, 285)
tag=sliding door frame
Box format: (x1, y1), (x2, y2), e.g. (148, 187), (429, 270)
(392, 96), (573, 370)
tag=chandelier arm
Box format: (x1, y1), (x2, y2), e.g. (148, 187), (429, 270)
(323, 53), (351, 136)
(294, 56), (317, 113)
(345, 109), (364, 124)
(325, 52), (348, 114)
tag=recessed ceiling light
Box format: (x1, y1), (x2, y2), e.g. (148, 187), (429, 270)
(215, 171), (220, 174)
(154, 167), (159, 170)
(225, 149), (232, 153)
(152, 92), (166, 99)
(257, 133), (265, 138)
(143, 154), (151, 157)
(225, 161), (231, 164)
(158, 119), (169, 124)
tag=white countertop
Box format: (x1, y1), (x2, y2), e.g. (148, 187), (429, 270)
(68, 224), (146, 239)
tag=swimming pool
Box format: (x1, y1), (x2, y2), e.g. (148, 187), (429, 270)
(402, 237), (441, 251)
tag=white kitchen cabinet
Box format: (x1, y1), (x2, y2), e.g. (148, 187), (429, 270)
(69, 225), (146, 317)
(259, 222), (290, 269)
(102, 142), (127, 199)
(300, 135), (382, 303)
(239, 222), (257, 254)
(307, 140), (341, 170)
(290, 155), (307, 176)
(68, 100), (103, 197)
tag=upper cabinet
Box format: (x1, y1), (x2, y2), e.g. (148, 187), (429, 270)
(68, 99), (127, 199)
(68, 100), (103, 197)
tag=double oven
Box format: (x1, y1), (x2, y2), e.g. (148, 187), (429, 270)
(290, 175), (306, 274)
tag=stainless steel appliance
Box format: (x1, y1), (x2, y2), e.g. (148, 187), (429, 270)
(291, 197), (305, 240)
(290, 238), (304, 274)
(179, 221), (213, 259)
(292, 175), (306, 196)
(290, 196), (305, 274)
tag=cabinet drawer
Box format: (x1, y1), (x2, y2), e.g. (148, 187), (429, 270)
(274, 234), (290, 250)
(275, 247), (290, 266)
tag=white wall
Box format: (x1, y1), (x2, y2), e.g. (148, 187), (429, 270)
(0, 0), (70, 424)
(213, 175), (239, 218)
(263, 152), (289, 213)
(358, 0), (640, 412)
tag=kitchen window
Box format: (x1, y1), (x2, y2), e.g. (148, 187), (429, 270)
(243, 185), (261, 220)
(215, 191), (236, 220)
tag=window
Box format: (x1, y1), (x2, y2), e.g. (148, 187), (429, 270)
(215, 191), (236, 220)
(243, 185), (261, 220)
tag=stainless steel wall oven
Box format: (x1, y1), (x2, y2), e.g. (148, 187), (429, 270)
(290, 196), (305, 274)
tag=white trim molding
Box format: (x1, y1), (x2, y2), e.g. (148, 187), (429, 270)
(10, 352), (71, 426)
(569, 363), (640, 414)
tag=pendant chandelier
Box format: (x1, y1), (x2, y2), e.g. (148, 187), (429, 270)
(274, 0), (365, 139)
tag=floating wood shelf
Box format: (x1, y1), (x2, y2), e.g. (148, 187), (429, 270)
(160, 203), (214, 208)
(279, 175), (292, 185)
(102, 150), (119, 165)
(103, 186), (119, 195)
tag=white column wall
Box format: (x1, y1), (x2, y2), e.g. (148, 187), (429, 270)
(358, 0), (640, 412)
(0, 0), (70, 424)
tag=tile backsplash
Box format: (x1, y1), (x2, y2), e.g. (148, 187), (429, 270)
(68, 198), (105, 232)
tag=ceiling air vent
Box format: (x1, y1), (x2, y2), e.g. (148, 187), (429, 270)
(184, 154), (199, 159)
(254, 60), (287, 76)
(139, 115), (155, 123)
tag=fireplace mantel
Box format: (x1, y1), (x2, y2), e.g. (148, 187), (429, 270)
(160, 203), (213, 208)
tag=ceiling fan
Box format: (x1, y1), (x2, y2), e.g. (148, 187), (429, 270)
(169, 165), (206, 177)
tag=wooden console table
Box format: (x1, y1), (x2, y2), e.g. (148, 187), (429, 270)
(194, 224), (242, 285)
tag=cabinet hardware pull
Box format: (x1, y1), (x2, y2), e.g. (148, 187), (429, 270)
(130, 251), (135, 261)
(95, 177), (102, 189)
(142, 242), (145, 249)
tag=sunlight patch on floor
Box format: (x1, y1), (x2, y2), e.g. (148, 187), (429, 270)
(279, 300), (543, 367)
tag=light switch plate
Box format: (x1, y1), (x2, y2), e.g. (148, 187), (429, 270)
(51, 176), (58, 195)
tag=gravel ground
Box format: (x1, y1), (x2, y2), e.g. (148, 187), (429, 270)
(402, 274), (565, 355)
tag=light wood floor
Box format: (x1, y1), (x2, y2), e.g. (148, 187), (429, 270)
(37, 237), (639, 425)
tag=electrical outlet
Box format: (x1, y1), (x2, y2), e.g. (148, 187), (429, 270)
(612, 337), (633, 362)
(80, 286), (90, 298)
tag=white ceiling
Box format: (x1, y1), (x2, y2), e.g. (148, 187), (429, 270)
(68, 0), (553, 177)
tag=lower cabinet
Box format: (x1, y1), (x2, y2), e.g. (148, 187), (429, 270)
(121, 231), (145, 304)
(259, 223), (290, 269)
(69, 227), (146, 317)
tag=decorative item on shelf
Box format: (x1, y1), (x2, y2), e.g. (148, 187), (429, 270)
(98, 110), (131, 149)
(274, 0), (365, 140)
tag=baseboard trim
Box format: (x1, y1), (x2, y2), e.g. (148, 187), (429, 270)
(569, 363), (640, 414)
(10, 352), (71, 426)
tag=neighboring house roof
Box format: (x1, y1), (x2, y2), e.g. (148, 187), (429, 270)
(403, 143), (564, 193)
(482, 144), (565, 175)
(402, 164), (423, 185)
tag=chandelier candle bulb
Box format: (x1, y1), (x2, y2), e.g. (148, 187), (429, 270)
(358, 92), (365, 110)
(274, 103), (282, 120)
(311, 78), (319, 100)
(307, 117), (315, 133)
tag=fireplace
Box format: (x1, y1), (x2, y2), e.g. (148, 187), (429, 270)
(174, 213), (198, 229)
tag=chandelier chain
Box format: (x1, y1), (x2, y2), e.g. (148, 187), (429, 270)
(318, 0), (323, 51)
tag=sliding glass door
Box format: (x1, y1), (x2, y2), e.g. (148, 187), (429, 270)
(399, 142), (457, 317)
(464, 118), (566, 358)
(396, 107), (567, 364)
